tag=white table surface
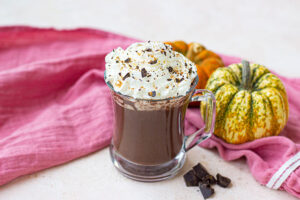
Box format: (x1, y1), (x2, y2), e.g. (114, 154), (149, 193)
(0, 0), (299, 199)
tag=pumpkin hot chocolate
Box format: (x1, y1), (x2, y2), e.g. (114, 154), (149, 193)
(105, 41), (197, 165)
(104, 41), (216, 181)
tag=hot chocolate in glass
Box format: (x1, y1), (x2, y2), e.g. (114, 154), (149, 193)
(105, 41), (216, 181)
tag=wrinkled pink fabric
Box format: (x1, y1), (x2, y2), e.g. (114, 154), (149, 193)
(0, 26), (299, 198)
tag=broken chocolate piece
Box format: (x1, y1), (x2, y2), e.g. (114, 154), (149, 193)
(183, 170), (199, 187)
(145, 48), (152, 52)
(199, 183), (214, 199)
(201, 175), (217, 185)
(168, 66), (173, 73)
(141, 68), (147, 78)
(216, 173), (231, 188)
(193, 163), (210, 180)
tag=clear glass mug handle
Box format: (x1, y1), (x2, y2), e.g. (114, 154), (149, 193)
(183, 89), (216, 152)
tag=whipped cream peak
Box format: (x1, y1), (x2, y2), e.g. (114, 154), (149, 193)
(105, 41), (198, 99)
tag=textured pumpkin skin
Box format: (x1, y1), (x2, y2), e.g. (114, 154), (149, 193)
(202, 63), (289, 144)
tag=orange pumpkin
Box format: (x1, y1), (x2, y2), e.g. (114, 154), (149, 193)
(165, 41), (224, 89)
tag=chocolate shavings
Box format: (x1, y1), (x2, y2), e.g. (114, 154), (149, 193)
(176, 78), (184, 83)
(141, 68), (147, 78)
(124, 58), (131, 63)
(149, 59), (157, 64)
(122, 73), (131, 81)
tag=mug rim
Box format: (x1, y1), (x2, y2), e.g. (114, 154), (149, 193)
(104, 71), (199, 102)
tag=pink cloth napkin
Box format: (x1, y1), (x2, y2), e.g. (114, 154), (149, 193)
(0, 26), (299, 198)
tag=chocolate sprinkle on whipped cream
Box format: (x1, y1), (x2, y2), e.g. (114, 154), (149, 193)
(105, 41), (197, 99)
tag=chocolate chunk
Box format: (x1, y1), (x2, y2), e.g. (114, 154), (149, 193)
(193, 163), (210, 180)
(202, 175), (217, 185)
(167, 78), (172, 81)
(185, 63), (188, 67)
(141, 68), (147, 78)
(136, 65), (139, 69)
(199, 183), (214, 199)
(145, 48), (152, 52)
(183, 170), (199, 187)
(124, 58), (131, 63)
(116, 60), (119, 63)
(175, 78), (184, 83)
(149, 59), (157, 64)
(168, 67), (173, 73)
(189, 68), (192, 74)
(148, 91), (156, 97)
(216, 173), (231, 188)
(122, 73), (130, 81)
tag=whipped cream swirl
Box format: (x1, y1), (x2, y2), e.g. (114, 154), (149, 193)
(105, 41), (197, 99)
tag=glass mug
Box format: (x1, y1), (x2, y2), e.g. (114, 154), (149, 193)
(105, 74), (216, 182)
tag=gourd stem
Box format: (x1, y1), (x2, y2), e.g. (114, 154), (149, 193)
(242, 60), (251, 90)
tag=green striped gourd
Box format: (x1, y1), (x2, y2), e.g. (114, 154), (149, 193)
(201, 61), (289, 144)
